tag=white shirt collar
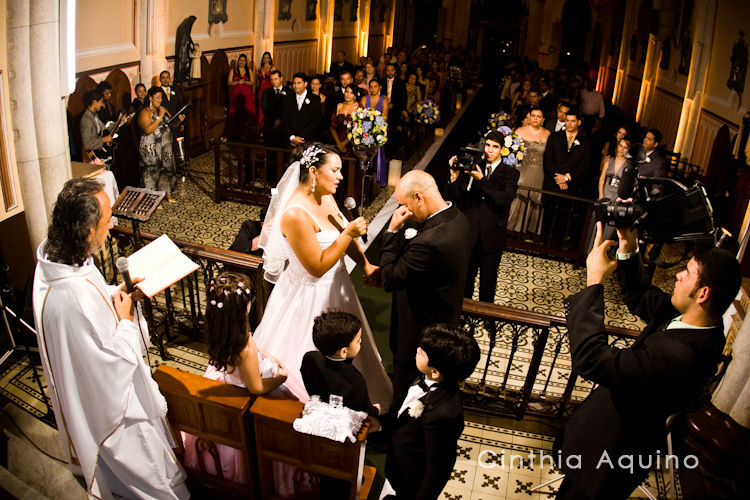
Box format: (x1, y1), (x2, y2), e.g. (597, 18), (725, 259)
(427, 201), (452, 221)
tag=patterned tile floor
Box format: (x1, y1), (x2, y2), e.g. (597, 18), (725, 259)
(1, 151), (689, 499)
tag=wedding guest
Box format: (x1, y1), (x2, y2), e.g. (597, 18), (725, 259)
(331, 84), (360, 156)
(364, 61), (378, 87)
(405, 73), (423, 116)
(256, 51), (275, 128)
(309, 75), (327, 106)
(282, 72), (322, 146)
(129, 83), (149, 114)
(96, 80), (124, 126)
(580, 79), (605, 133)
(182, 272), (288, 483)
(382, 63), (408, 158)
(361, 80), (389, 186)
(226, 53), (256, 140)
(354, 68), (369, 94)
(641, 128), (668, 195)
(602, 126), (629, 159)
(382, 325), (480, 500)
(261, 70), (287, 146)
(544, 101), (570, 133)
(415, 66), (428, 95)
(329, 50), (355, 80)
(508, 106), (550, 234)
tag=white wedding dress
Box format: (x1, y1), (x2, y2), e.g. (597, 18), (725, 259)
(253, 204), (393, 411)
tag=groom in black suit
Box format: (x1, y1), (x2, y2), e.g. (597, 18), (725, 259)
(281, 72), (322, 146)
(542, 107), (592, 242)
(380, 170), (471, 408)
(444, 131), (520, 303)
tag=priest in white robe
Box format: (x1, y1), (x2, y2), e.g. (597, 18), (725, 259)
(32, 178), (189, 500)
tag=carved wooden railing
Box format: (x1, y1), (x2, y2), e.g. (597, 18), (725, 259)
(505, 185), (595, 267)
(99, 226), (268, 359)
(213, 141), (366, 207)
(460, 298), (639, 420)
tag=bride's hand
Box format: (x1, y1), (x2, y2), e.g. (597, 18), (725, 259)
(345, 217), (367, 239)
(363, 264), (382, 288)
(277, 365), (288, 382)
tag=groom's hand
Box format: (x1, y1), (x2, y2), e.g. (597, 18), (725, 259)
(388, 205), (412, 232)
(363, 264), (382, 288)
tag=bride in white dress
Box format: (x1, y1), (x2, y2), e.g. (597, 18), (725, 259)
(254, 143), (393, 411)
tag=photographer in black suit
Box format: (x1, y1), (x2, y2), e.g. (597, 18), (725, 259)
(444, 131), (520, 304)
(555, 223), (741, 499)
(281, 72), (322, 146)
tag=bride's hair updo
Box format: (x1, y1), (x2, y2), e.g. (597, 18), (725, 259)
(298, 142), (337, 184)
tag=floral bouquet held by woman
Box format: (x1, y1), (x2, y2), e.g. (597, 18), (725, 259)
(484, 126), (525, 167)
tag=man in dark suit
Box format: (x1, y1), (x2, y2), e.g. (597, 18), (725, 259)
(444, 131), (520, 303)
(641, 128), (668, 195)
(542, 107), (592, 242)
(544, 101), (570, 134)
(329, 50), (355, 81)
(261, 70), (288, 146)
(381, 63), (408, 158)
(380, 170), (471, 408)
(555, 223), (741, 500)
(383, 325), (480, 500)
(281, 72), (322, 146)
(159, 70), (186, 131)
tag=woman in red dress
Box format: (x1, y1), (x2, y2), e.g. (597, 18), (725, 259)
(226, 54), (256, 140)
(256, 52), (274, 129)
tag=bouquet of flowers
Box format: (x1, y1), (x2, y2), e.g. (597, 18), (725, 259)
(485, 126), (525, 167)
(487, 112), (511, 132)
(414, 99), (440, 125)
(347, 108), (388, 147)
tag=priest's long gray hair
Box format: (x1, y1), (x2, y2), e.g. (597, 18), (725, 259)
(45, 178), (103, 266)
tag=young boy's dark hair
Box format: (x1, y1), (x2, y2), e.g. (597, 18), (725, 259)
(312, 311), (362, 357)
(419, 324), (480, 384)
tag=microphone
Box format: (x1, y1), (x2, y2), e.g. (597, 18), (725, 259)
(115, 257), (136, 294)
(343, 197), (368, 243)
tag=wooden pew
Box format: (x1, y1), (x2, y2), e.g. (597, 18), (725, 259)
(154, 365), (376, 499)
(153, 365), (258, 498)
(251, 396), (376, 500)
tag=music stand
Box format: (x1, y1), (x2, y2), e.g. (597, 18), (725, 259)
(112, 187), (165, 249)
(111, 187), (167, 358)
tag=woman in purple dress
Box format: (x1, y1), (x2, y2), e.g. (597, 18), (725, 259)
(360, 79), (389, 187)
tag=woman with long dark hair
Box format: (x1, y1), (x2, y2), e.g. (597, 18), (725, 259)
(256, 51), (274, 128)
(137, 87), (176, 202)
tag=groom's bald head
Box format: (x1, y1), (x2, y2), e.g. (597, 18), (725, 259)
(395, 171), (447, 223)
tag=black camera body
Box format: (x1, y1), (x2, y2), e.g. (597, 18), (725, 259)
(594, 144), (716, 245)
(453, 145), (484, 171)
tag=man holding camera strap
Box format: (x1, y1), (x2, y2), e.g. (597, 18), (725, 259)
(444, 131), (519, 303)
(554, 222), (740, 499)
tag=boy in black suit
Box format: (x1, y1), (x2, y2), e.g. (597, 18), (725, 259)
(383, 325), (480, 500)
(301, 311), (380, 418)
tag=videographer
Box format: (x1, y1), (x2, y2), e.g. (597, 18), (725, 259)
(444, 131), (519, 303)
(554, 222), (741, 500)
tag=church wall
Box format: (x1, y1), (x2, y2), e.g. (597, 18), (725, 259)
(331, 0), (358, 64)
(166, 0), (257, 57)
(273, 0), (320, 79)
(75, 0), (140, 72)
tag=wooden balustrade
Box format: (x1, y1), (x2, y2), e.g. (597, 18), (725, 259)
(212, 141), (365, 207)
(460, 298), (639, 420)
(104, 226), (268, 358)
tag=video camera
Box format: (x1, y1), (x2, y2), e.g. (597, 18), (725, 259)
(593, 144), (716, 245)
(453, 144), (485, 171)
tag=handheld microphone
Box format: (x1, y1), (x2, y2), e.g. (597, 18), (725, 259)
(343, 197), (368, 243)
(115, 257), (136, 293)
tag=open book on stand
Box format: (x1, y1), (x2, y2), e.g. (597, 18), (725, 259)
(127, 234), (200, 298)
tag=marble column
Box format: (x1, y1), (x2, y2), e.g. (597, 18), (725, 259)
(673, 0), (717, 157)
(635, 34), (660, 123)
(7, 1), (49, 249)
(612, 0), (638, 107)
(254, 0), (275, 68)
(29, 0), (70, 216)
(140, 0), (167, 87)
